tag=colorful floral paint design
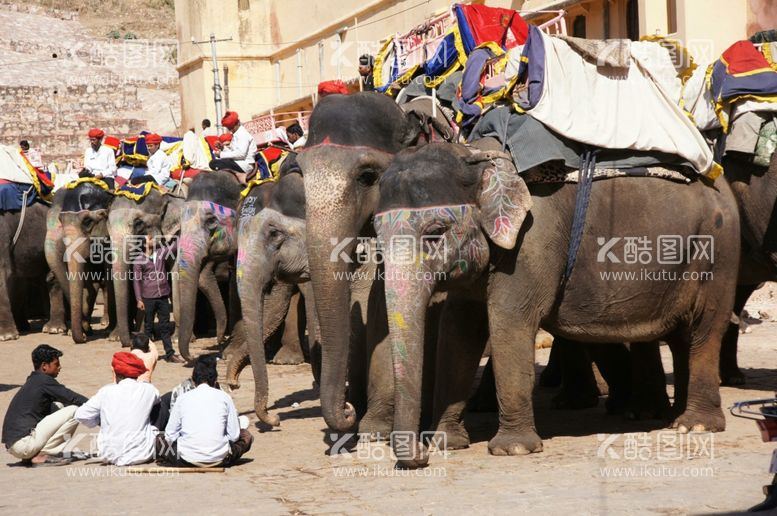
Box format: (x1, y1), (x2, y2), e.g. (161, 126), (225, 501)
(178, 201), (236, 280)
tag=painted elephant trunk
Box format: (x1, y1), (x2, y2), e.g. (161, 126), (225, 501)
(176, 231), (206, 361)
(384, 263), (433, 468)
(307, 235), (356, 433)
(110, 231), (132, 347)
(62, 221), (90, 344)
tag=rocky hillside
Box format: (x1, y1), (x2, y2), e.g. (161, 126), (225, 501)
(0, 1), (179, 166)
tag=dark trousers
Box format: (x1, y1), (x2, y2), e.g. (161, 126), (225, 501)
(151, 392), (173, 431)
(155, 430), (253, 467)
(143, 297), (174, 357)
(209, 158), (244, 174)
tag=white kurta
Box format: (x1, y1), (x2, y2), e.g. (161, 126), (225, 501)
(83, 145), (117, 177)
(219, 125), (256, 173)
(75, 378), (160, 466)
(146, 149), (172, 185)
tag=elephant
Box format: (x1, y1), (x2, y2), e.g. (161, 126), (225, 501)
(107, 185), (184, 347)
(175, 170), (242, 361)
(0, 201), (66, 340)
(226, 161), (321, 426)
(296, 92), (452, 435)
(373, 141), (740, 468)
(45, 179), (116, 343)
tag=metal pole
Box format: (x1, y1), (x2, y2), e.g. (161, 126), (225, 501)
(209, 33), (223, 134)
(296, 49), (303, 98)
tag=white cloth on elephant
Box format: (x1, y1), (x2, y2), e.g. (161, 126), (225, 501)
(219, 125), (256, 173)
(182, 130), (211, 170)
(146, 148), (172, 186)
(83, 145), (117, 177)
(519, 32), (715, 175)
(75, 378), (159, 466)
(0, 144), (35, 183)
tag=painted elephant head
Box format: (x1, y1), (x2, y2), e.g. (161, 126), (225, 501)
(296, 92), (442, 432)
(177, 170), (242, 360)
(49, 180), (115, 343)
(373, 142), (532, 467)
(108, 188), (183, 347)
(234, 160), (311, 426)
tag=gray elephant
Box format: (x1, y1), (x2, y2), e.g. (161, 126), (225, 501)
(226, 162), (320, 426)
(45, 179), (116, 343)
(0, 200), (66, 340)
(296, 92), (453, 436)
(107, 183), (184, 347)
(374, 141), (740, 467)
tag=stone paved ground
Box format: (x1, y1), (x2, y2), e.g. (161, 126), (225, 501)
(1, 302), (776, 515)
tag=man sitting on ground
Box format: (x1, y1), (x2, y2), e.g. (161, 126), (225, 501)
(208, 111), (256, 184)
(130, 333), (158, 382)
(75, 352), (159, 466)
(156, 356), (252, 467)
(1, 345), (87, 466)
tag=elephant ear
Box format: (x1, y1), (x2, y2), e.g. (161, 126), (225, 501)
(467, 150), (532, 250)
(160, 196), (182, 238)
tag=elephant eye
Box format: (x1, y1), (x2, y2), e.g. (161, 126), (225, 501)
(267, 227), (285, 246)
(133, 219), (146, 234)
(205, 215), (219, 230)
(424, 224), (447, 237)
(356, 168), (379, 187)
(82, 217), (95, 231)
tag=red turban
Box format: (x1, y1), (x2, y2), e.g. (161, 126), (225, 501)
(317, 80), (349, 96)
(112, 351), (147, 379)
(218, 132), (233, 144)
(145, 133), (162, 145)
(87, 128), (105, 139)
(221, 111), (239, 129)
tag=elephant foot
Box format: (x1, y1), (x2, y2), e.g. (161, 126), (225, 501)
(0, 331), (19, 341)
(488, 428), (543, 456)
(435, 420), (470, 450)
(107, 329), (122, 342)
(271, 346), (305, 365)
(672, 407), (726, 433)
(553, 388), (599, 410)
(621, 390), (672, 421)
(358, 415), (393, 441)
(42, 321), (68, 334)
(15, 320), (31, 332)
(720, 368), (746, 387)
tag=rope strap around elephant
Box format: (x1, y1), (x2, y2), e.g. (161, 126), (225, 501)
(11, 185), (33, 248)
(562, 149), (597, 285)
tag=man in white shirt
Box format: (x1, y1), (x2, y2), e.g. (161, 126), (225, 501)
(143, 133), (176, 189)
(286, 123), (307, 150)
(75, 352), (159, 466)
(156, 356), (252, 467)
(208, 111), (256, 183)
(200, 119), (217, 137)
(82, 128), (117, 187)
(19, 140), (44, 169)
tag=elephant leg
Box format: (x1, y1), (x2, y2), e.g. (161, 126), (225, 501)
(43, 272), (67, 334)
(552, 337), (600, 410)
(358, 277), (395, 440)
(104, 277), (118, 336)
(432, 294), (489, 450)
(0, 264), (19, 340)
(487, 288), (543, 456)
(588, 343), (632, 414)
(223, 337), (249, 390)
(199, 261), (227, 344)
(10, 277), (31, 332)
(271, 290), (305, 365)
(625, 341), (671, 420)
(669, 312), (726, 432)
(538, 339), (562, 388)
(720, 283), (757, 386)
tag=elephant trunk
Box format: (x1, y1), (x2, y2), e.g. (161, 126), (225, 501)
(62, 223), (89, 344)
(236, 248), (279, 427)
(306, 230), (357, 433)
(110, 230), (132, 347)
(384, 263), (433, 469)
(176, 231), (206, 361)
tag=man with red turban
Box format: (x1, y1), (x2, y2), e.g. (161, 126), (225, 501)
(142, 133), (176, 189)
(82, 128), (117, 186)
(75, 351), (160, 465)
(208, 111), (256, 183)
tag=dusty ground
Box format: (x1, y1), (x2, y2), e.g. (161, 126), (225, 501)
(1, 295), (777, 515)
